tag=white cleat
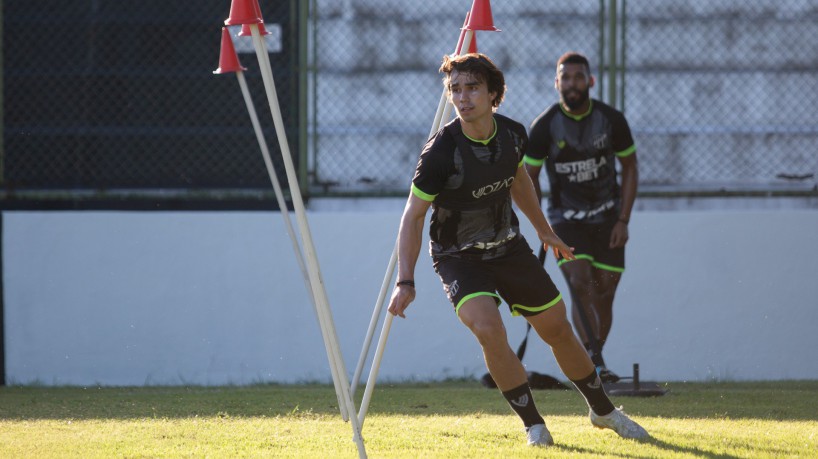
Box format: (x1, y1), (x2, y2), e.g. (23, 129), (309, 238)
(590, 407), (650, 439)
(526, 423), (554, 446)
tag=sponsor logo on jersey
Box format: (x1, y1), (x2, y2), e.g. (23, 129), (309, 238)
(472, 176), (515, 199)
(562, 199), (615, 221)
(555, 156), (608, 183)
(592, 133), (608, 149)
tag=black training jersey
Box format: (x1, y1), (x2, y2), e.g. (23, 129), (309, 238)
(412, 114), (527, 259)
(525, 99), (636, 225)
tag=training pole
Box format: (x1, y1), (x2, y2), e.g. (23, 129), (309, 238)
(214, 26), (317, 326)
(226, 54), (315, 312)
(245, 20), (366, 459)
(352, 19), (479, 426)
(242, 19), (349, 418)
(229, 7), (348, 422)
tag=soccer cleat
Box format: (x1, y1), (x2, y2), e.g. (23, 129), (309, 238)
(526, 423), (554, 446)
(596, 366), (621, 383)
(590, 407), (650, 439)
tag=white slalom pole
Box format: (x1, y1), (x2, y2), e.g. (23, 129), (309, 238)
(350, 240), (397, 396)
(353, 27), (476, 426)
(248, 24), (366, 459)
(252, 24), (356, 422)
(235, 70), (315, 311)
(358, 311), (394, 427)
(248, 28), (349, 422)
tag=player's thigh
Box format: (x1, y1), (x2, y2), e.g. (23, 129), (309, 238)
(524, 299), (575, 343)
(433, 255), (500, 316)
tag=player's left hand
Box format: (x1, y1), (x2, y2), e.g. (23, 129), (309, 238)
(609, 221), (629, 248)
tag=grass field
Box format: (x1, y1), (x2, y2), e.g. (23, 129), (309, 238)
(1, 380), (816, 458)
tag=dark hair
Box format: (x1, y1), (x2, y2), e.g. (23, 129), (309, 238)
(556, 51), (591, 75)
(439, 53), (506, 108)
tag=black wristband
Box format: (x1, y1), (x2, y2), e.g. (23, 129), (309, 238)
(396, 280), (415, 288)
(617, 217), (629, 225)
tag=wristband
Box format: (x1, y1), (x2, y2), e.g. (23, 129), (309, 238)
(396, 280), (415, 288)
(617, 217), (629, 225)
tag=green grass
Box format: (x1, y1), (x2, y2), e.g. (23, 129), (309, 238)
(1, 381), (816, 458)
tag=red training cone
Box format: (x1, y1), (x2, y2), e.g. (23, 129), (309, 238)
(239, 21), (272, 36)
(224, 0), (262, 26)
(455, 13), (479, 55)
(466, 31), (478, 53)
(213, 27), (247, 74)
(464, 0), (500, 31)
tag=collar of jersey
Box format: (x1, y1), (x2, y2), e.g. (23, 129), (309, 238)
(462, 117), (497, 145)
(560, 99), (593, 121)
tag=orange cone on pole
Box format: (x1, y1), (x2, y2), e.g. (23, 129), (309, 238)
(224, 0), (262, 26)
(464, 0), (500, 31)
(238, 0), (269, 35)
(455, 13), (479, 55)
(239, 21), (272, 36)
(467, 31), (478, 53)
(213, 27), (247, 74)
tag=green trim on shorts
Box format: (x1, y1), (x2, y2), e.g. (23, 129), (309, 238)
(523, 155), (544, 167)
(510, 293), (563, 317)
(591, 261), (625, 273)
(411, 183), (437, 202)
(455, 292), (501, 316)
(616, 144), (636, 158)
(558, 254), (624, 273)
(557, 253), (594, 266)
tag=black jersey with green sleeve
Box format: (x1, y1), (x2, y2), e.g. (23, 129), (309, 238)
(411, 114), (527, 259)
(525, 99), (636, 225)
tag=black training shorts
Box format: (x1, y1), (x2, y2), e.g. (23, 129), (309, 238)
(552, 220), (625, 272)
(432, 236), (563, 317)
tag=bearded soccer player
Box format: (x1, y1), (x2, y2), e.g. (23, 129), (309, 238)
(525, 51), (639, 383)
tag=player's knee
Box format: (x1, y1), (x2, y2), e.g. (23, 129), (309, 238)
(469, 319), (507, 347)
(537, 317), (575, 346)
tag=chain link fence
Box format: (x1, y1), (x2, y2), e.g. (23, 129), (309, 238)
(2, 1), (816, 209)
(2, 0), (302, 208)
(308, 0), (818, 196)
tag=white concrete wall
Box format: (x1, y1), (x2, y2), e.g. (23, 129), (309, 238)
(3, 206), (817, 386)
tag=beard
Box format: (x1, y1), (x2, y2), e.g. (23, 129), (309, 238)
(561, 87), (590, 111)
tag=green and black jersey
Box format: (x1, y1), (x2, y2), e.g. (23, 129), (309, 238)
(411, 114), (527, 259)
(525, 99), (635, 225)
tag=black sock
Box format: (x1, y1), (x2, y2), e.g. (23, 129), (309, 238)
(570, 370), (615, 416)
(501, 382), (544, 428)
(585, 342), (607, 368)
(590, 352), (606, 368)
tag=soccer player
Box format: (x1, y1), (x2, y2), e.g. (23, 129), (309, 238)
(387, 53), (648, 447)
(525, 51), (639, 383)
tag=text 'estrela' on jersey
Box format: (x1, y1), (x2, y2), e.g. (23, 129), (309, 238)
(412, 114), (527, 259)
(526, 99), (636, 225)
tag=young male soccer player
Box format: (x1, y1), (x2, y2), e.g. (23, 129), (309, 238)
(387, 53), (648, 447)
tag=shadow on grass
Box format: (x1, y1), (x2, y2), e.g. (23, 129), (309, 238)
(555, 437), (742, 459)
(0, 380), (816, 422)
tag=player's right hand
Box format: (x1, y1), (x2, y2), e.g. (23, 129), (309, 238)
(387, 285), (416, 318)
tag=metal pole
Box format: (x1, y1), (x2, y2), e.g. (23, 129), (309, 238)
(607, 0), (618, 107)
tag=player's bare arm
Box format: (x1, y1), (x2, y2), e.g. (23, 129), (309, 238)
(610, 153), (638, 248)
(524, 163), (544, 205)
(510, 166), (575, 260)
(387, 193), (431, 318)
